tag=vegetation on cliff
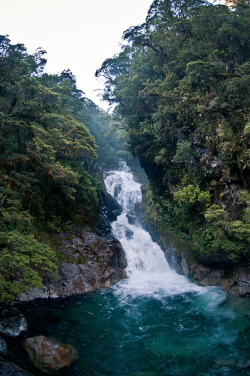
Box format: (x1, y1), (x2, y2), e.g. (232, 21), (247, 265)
(0, 36), (126, 303)
(97, 0), (250, 264)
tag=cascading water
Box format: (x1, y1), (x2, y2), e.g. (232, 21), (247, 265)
(104, 161), (203, 298)
(21, 161), (250, 376)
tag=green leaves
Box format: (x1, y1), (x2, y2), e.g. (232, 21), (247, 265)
(98, 0), (250, 264)
(174, 184), (211, 208)
(0, 35), (102, 303)
(195, 205), (250, 262)
(0, 230), (57, 303)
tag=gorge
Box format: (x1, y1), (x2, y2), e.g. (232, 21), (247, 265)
(6, 161), (249, 376)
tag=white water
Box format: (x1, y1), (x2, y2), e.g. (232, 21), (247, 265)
(104, 161), (206, 299)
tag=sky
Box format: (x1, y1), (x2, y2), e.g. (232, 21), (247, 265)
(0, 0), (153, 110)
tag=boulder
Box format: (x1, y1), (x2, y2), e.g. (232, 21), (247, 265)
(23, 336), (78, 374)
(20, 228), (127, 301)
(0, 308), (28, 337)
(0, 337), (8, 355)
(126, 210), (138, 225)
(0, 357), (33, 376)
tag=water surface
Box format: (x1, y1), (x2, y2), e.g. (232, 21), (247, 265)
(23, 162), (250, 376)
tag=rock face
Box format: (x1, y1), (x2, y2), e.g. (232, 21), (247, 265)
(145, 220), (250, 298)
(0, 308), (28, 337)
(179, 252), (250, 297)
(94, 191), (123, 236)
(20, 227), (127, 301)
(23, 336), (78, 374)
(0, 357), (33, 376)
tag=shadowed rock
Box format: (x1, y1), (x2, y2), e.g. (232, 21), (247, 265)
(0, 357), (33, 376)
(0, 308), (28, 337)
(0, 337), (8, 355)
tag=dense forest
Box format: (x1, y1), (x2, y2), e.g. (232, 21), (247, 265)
(0, 35), (128, 303)
(97, 0), (250, 265)
(0, 0), (250, 304)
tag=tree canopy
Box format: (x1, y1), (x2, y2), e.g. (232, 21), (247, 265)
(0, 36), (104, 302)
(97, 0), (250, 263)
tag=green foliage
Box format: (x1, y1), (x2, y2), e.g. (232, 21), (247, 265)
(79, 103), (128, 169)
(0, 35), (111, 303)
(98, 0), (250, 264)
(0, 230), (57, 303)
(174, 185), (211, 208)
(194, 205), (250, 262)
(0, 35), (100, 229)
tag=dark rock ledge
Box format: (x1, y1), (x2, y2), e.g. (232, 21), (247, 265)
(19, 227), (127, 302)
(0, 357), (33, 376)
(166, 241), (250, 297)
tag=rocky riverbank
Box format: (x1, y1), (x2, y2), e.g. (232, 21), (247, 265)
(165, 239), (250, 297)
(20, 226), (127, 302)
(0, 225), (127, 375)
(135, 205), (250, 298)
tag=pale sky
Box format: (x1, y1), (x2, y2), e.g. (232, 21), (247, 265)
(0, 0), (153, 110)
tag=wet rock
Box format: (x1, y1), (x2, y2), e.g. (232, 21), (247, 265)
(0, 337), (8, 355)
(93, 218), (112, 237)
(23, 336), (78, 374)
(125, 229), (134, 239)
(0, 308), (28, 337)
(192, 264), (211, 282)
(214, 358), (237, 369)
(114, 183), (122, 201)
(199, 269), (225, 287)
(178, 254), (250, 297)
(100, 191), (122, 220)
(0, 357), (33, 375)
(20, 228), (127, 301)
(181, 254), (192, 278)
(127, 210), (138, 225)
(233, 266), (250, 296)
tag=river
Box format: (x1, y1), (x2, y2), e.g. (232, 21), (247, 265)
(23, 161), (250, 376)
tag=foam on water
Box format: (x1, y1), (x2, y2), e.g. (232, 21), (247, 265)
(104, 161), (207, 299)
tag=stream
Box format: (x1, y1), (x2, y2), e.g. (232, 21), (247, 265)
(22, 161), (250, 376)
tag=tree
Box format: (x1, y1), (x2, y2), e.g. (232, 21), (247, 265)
(0, 36), (101, 303)
(97, 0), (250, 263)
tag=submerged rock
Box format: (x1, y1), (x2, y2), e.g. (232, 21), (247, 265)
(23, 336), (78, 374)
(0, 357), (32, 376)
(125, 229), (134, 239)
(236, 359), (250, 371)
(0, 308), (28, 337)
(130, 372), (156, 376)
(214, 358), (237, 369)
(20, 227), (127, 301)
(0, 337), (8, 355)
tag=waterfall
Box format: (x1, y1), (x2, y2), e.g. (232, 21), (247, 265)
(104, 161), (204, 299)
